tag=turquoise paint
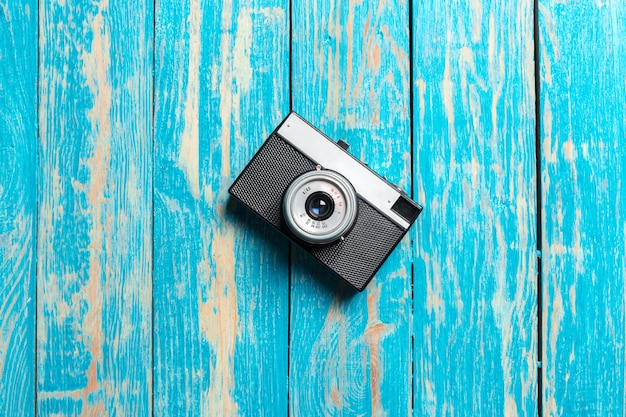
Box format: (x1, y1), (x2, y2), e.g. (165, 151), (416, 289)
(2, 0), (625, 415)
(538, 1), (626, 415)
(153, 0), (290, 414)
(412, 0), (538, 414)
(289, 0), (413, 415)
(0, 1), (37, 415)
(37, 0), (153, 414)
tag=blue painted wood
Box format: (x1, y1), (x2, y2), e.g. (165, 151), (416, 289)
(152, 0), (290, 414)
(37, 0), (153, 414)
(289, 0), (414, 415)
(538, 1), (626, 415)
(0, 1), (37, 415)
(412, 0), (538, 414)
(4, 0), (625, 414)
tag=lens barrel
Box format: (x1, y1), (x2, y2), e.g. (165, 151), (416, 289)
(282, 169), (358, 245)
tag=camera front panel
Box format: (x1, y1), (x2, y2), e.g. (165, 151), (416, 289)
(230, 133), (407, 291)
(308, 198), (404, 290)
(229, 134), (317, 229)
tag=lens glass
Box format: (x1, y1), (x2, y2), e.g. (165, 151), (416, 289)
(305, 192), (334, 221)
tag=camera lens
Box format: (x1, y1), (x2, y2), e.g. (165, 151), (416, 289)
(282, 169), (358, 245)
(305, 192), (334, 221)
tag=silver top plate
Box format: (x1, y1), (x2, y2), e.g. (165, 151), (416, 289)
(276, 112), (413, 230)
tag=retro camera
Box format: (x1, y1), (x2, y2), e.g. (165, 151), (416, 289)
(229, 112), (422, 291)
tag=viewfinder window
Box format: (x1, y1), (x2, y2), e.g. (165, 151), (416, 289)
(391, 196), (421, 223)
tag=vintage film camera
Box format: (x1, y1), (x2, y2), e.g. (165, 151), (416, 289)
(229, 113), (422, 291)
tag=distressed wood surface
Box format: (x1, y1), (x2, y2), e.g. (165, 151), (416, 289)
(289, 0), (413, 415)
(0, 1), (37, 415)
(412, 0), (538, 414)
(37, 0), (153, 414)
(3, 0), (626, 415)
(153, 0), (290, 415)
(538, 1), (626, 415)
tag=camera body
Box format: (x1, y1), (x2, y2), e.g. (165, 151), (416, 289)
(229, 112), (422, 291)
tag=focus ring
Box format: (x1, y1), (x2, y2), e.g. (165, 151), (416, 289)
(282, 169), (358, 245)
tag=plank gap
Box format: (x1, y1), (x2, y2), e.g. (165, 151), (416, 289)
(532, 0), (544, 414)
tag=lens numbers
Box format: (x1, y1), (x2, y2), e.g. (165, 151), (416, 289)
(304, 217), (327, 229)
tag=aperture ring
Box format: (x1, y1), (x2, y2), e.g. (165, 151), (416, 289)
(282, 169), (358, 245)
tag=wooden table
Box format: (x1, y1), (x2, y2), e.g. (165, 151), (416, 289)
(1, 0), (624, 415)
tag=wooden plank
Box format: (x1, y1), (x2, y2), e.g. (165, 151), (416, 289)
(37, 0), (153, 414)
(412, 0), (538, 414)
(152, 0), (290, 414)
(289, 1), (413, 414)
(0, 1), (37, 415)
(538, 1), (626, 415)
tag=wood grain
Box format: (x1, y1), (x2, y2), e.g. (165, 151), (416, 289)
(289, 0), (414, 414)
(152, 0), (290, 415)
(538, 1), (626, 415)
(5, 0), (626, 413)
(412, 0), (538, 414)
(37, 0), (153, 414)
(0, 1), (37, 415)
